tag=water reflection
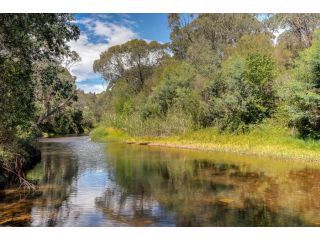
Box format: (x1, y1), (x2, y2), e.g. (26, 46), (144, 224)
(1, 137), (320, 226)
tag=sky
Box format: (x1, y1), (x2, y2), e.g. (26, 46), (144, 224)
(69, 14), (171, 93)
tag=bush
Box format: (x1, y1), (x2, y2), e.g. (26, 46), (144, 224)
(203, 53), (276, 132)
(284, 30), (320, 139)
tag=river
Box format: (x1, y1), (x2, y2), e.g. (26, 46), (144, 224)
(1, 136), (320, 226)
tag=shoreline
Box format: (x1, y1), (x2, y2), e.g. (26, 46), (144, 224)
(90, 127), (320, 162)
(124, 140), (320, 162)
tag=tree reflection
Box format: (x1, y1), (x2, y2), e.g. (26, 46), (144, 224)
(0, 142), (78, 226)
(2, 140), (320, 226)
(97, 143), (316, 226)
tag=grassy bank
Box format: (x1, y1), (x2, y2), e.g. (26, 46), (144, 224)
(91, 122), (320, 161)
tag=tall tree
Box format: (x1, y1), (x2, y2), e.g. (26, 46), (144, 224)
(284, 30), (320, 139)
(267, 14), (320, 48)
(168, 13), (263, 60)
(0, 14), (79, 142)
(168, 13), (196, 59)
(93, 39), (168, 93)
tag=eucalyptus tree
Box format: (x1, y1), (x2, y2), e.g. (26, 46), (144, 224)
(168, 13), (263, 60)
(93, 39), (168, 93)
(168, 13), (197, 59)
(266, 14), (320, 48)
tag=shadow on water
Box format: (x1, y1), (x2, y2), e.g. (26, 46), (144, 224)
(0, 141), (78, 226)
(1, 137), (320, 226)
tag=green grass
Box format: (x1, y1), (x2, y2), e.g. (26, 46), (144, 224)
(90, 126), (130, 142)
(91, 120), (320, 161)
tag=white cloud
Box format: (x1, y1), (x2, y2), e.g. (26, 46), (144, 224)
(69, 17), (138, 92)
(93, 21), (113, 36)
(77, 83), (107, 94)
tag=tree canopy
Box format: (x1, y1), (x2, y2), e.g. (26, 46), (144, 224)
(93, 39), (168, 92)
(0, 14), (80, 143)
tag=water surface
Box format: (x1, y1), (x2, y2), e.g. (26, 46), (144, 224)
(1, 136), (320, 226)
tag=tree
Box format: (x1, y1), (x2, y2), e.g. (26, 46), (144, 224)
(168, 13), (197, 59)
(32, 62), (78, 127)
(284, 30), (320, 139)
(0, 14), (80, 143)
(266, 14), (320, 48)
(186, 37), (220, 78)
(225, 33), (273, 57)
(0, 14), (80, 184)
(193, 14), (263, 51)
(142, 61), (201, 122)
(203, 51), (276, 131)
(61, 50), (81, 70)
(168, 13), (263, 60)
(93, 39), (168, 93)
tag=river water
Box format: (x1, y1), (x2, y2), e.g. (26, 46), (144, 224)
(1, 136), (320, 226)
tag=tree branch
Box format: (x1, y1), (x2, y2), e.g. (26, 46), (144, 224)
(36, 95), (74, 126)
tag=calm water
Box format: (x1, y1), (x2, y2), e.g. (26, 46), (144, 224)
(1, 136), (320, 226)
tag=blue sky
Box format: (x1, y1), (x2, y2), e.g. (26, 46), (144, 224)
(69, 14), (170, 93)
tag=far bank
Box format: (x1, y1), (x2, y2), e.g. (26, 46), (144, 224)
(90, 125), (320, 162)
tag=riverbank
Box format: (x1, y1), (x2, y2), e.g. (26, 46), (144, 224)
(0, 140), (41, 188)
(91, 125), (320, 161)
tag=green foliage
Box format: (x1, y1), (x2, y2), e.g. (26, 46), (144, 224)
(204, 52), (276, 131)
(53, 109), (82, 135)
(168, 13), (263, 60)
(0, 58), (34, 142)
(0, 14), (80, 181)
(93, 39), (168, 93)
(147, 62), (200, 119)
(33, 62), (78, 127)
(99, 109), (194, 137)
(283, 31), (320, 139)
(266, 14), (320, 48)
(0, 14), (79, 140)
(90, 13), (320, 145)
(186, 38), (220, 78)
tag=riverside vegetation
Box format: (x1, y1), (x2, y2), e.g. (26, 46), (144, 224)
(90, 14), (320, 161)
(0, 14), (93, 186)
(3, 14), (320, 187)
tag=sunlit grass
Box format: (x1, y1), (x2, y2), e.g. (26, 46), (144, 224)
(91, 120), (320, 161)
(90, 126), (130, 142)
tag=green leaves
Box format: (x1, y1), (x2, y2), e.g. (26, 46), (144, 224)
(204, 52), (276, 132)
(0, 14), (79, 142)
(245, 53), (274, 87)
(93, 39), (168, 93)
(284, 30), (320, 139)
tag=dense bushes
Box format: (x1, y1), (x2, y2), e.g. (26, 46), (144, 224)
(283, 30), (320, 139)
(143, 62), (201, 121)
(196, 51), (276, 132)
